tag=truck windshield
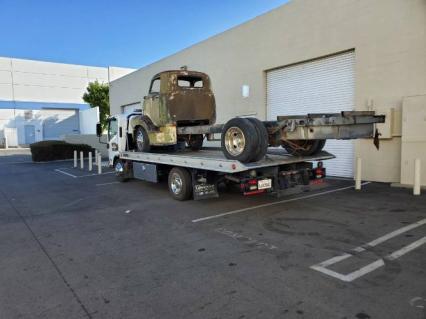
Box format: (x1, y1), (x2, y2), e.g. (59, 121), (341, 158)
(177, 76), (204, 88)
(108, 118), (118, 140)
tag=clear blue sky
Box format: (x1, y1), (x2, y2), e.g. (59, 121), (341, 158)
(0, 0), (289, 69)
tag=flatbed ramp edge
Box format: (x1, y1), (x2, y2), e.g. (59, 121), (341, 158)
(120, 148), (335, 173)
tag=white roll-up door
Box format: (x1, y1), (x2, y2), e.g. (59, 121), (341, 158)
(267, 51), (355, 177)
(121, 102), (141, 115)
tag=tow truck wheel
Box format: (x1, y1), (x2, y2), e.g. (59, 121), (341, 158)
(188, 134), (204, 151)
(246, 118), (268, 162)
(281, 139), (326, 156)
(135, 126), (151, 152)
(168, 167), (192, 201)
(114, 158), (131, 182)
(221, 118), (258, 163)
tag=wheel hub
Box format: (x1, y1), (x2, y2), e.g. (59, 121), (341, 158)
(170, 173), (183, 195)
(224, 126), (246, 156)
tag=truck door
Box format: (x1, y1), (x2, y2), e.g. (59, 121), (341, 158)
(107, 117), (119, 166)
(143, 76), (162, 126)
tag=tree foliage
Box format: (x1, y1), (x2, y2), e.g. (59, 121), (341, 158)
(83, 81), (109, 130)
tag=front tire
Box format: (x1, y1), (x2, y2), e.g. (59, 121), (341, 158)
(221, 118), (258, 163)
(114, 158), (132, 182)
(188, 134), (204, 151)
(135, 126), (151, 152)
(168, 167), (192, 201)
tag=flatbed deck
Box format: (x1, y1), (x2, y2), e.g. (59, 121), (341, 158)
(120, 148), (335, 173)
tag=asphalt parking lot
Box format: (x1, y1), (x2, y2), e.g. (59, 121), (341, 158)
(0, 154), (425, 319)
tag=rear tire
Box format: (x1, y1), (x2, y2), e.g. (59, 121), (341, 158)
(168, 167), (192, 201)
(246, 118), (268, 162)
(221, 118), (259, 163)
(282, 139), (326, 156)
(135, 126), (151, 152)
(188, 134), (204, 151)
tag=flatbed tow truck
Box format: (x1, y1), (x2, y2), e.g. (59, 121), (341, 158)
(100, 69), (385, 200)
(118, 146), (334, 200)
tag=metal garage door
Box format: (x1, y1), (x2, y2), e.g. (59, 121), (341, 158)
(267, 51), (355, 177)
(121, 103), (141, 114)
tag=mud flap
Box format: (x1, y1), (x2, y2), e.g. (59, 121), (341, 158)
(373, 128), (381, 150)
(191, 170), (219, 200)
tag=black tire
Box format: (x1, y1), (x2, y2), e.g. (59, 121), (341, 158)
(135, 126), (151, 152)
(114, 158), (132, 182)
(246, 118), (268, 162)
(188, 134), (204, 151)
(168, 167), (192, 201)
(282, 139), (326, 156)
(221, 118), (259, 163)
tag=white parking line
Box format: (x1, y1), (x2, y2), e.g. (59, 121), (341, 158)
(96, 181), (120, 186)
(311, 218), (426, 282)
(191, 182), (371, 223)
(54, 169), (114, 178)
(54, 168), (77, 178)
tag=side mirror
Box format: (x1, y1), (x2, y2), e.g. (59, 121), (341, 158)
(143, 96), (148, 100)
(96, 123), (102, 137)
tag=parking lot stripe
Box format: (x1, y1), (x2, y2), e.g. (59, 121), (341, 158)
(96, 181), (120, 186)
(311, 218), (426, 282)
(387, 236), (426, 260)
(192, 182), (371, 223)
(54, 168), (77, 178)
(359, 218), (426, 251)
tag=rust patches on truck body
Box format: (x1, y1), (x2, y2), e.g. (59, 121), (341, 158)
(143, 70), (216, 128)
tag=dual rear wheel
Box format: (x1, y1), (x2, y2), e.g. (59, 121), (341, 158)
(221, 118), (268, 163)
(220, 117), (326, 162)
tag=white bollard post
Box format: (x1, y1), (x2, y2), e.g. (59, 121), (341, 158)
(73, 150), (77, 168)
(80, 151), (84, 169)
(414, 159), (421, 196)
(88, 152), (92, 171)
(94, 150), (98, 166)
(355, 157), (362, 190)
(97, 153), (102, 174)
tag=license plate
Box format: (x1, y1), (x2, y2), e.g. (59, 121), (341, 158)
(258, 179), (272, 190)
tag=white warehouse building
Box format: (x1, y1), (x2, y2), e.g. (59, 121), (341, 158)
(0, 57), (134, 147)
(109, 0), (426, 186)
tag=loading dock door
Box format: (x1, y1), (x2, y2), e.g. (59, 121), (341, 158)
(267, 51), (355, 177)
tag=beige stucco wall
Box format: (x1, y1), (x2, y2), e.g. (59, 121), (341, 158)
(110, 0), (426, 184)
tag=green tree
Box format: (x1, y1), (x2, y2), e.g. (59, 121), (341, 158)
(83, 81), (109, 130)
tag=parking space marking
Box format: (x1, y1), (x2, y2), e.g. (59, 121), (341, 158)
(96, 181), (120, 186)
(54, 168), (77, 178)
(191, 182), (371, 223)
(54, 168), (114, 178)
(311, 218), (426, 282)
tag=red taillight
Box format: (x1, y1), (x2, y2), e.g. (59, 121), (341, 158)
(315, 168), (324, 179)
(248, 179), (257, 185)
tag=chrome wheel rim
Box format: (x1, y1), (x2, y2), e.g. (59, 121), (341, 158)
(224, 126), (246, 156)
(115, 161), (123, 174)
(170, 173), (183, 195)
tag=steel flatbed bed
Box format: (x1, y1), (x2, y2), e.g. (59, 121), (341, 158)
(120, 148), (335, 173)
